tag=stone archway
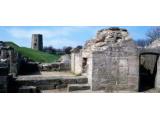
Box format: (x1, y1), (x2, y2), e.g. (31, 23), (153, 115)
(138, 52), (159, 92)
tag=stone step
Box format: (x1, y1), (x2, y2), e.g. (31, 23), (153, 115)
(70, 89), (92, 93)
(41, 88), (68, 93)
(98, 84), (137, 92)
(16, 76), (88, 90)
(144, 88), (160, 93)
(68, 84), (91, 92)
(18, 86), (40, 93)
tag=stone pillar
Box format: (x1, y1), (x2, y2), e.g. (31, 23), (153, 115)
(71, 48), (82, 75)
(71, 53), (75, 72)
(74, 52), (82, 75)
(8, 48), (17, 77)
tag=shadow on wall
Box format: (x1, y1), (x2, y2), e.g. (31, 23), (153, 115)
(18, 60), (40, 75)
(138, 54), (159, 92)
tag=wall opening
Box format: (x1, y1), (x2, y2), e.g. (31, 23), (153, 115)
(82, 58), (87, 73)
(139, 53), (159, 92)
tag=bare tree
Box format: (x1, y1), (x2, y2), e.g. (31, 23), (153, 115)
(135, 39), (150, 47)
(146, 27), (160, 43)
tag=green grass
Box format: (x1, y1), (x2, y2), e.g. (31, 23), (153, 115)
(5, 42), (61, 63)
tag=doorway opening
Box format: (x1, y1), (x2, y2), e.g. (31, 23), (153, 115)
(82, 58), (87, 73)
(139, 53), (159, 92)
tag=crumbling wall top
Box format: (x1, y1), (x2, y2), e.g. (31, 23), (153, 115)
(83, 27), (135, 52)
(147, 39), (160, 48)
(71, 47), (82, 53)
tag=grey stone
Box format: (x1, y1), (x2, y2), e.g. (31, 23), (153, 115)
(16, 75), (88, 91)
(18, 86), (39, 93)
(31, 34), (43, 51)
(68, 84), (90, 92)
(71, 27), (139, 92)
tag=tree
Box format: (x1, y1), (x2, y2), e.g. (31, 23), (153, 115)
(136, 27), (160, 47)
(76, 45), (83, 49)
(63, 46), (72, 54)
(135, 39), (150, 47)
(43, 46), (56, 54)
(146, 27), (160, 43)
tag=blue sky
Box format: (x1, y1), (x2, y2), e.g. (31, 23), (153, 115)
(0, 26), (152, 48)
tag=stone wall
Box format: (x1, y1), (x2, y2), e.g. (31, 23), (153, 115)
(71, 27), (140, 92)
(91, 41), (139, 91)
(144, 40), (160, 90)
(86, 53), (92, 88)
(71, 52), (82, 75)
(155, 57), (160, 88)
(71, 53), (75, 72)
(0, 45), (19, 77)
(0, 75), (16, 93)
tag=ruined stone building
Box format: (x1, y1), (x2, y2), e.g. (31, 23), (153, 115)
(0, 42), (18, 77)
(31, 34), (43, 51)
(138, 39), (160, 91)
(71, 27), (160, 92)
(0, 28), (160, 93)
(0, 41), (19, 92)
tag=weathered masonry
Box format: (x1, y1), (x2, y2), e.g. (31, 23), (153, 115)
(71, 48), (83, 75)
(91, 41), (139, 91)
(31, 34), (43, 51)
(0, 42), (19, 92)
(71, 27), (160, 92)
(138, 48), (160, 92)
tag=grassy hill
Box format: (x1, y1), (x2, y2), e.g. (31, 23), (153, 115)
(5, 42), (61, 63)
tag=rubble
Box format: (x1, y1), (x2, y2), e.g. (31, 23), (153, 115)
(40, 54), (71, 71)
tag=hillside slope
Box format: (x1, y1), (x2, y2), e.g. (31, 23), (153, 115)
(5, 42), (60, 63)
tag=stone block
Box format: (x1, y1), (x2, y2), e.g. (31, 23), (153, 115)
(18, 86), (40, 93)
(0, 76), (9, 93)
(68, 84), (90, 92)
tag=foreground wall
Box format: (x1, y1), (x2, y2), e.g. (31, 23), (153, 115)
(91, 41), (139, 92)
(156, 57), (160, 88)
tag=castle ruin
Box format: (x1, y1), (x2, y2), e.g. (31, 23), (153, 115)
(31, 34), (43, 51)
(71, 27), (160, 92)
(0, 27), (160, 93)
